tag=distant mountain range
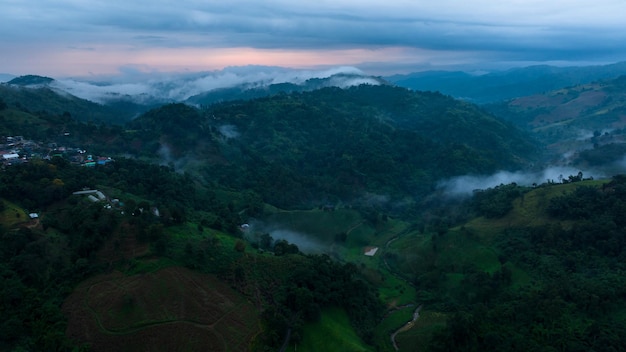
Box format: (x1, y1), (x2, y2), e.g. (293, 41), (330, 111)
(1, 68), (386, 123)
(5, 63), (626, 176)
(2, 66), (384, 108)
(5, 61), (626, 119)
(387, 61), (626, 103)
(5, 64), (626, 352)
(0, 73), (16, 83)
(486, 75), (626, 171)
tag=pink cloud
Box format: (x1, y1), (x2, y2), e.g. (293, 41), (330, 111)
(4, 45), (478, 77)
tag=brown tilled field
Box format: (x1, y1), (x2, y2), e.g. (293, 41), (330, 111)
(63, 266), (260, 352)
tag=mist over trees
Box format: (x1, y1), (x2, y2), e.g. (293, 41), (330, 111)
(3, 73), (626, 351)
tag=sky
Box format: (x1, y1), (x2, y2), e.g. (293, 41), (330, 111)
(2, 0), (626, 78)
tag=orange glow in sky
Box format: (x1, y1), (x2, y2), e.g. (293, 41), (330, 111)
(8, 45), (444, 77)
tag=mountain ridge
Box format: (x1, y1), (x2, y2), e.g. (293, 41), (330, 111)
(126, 85), (539, 208)
(387, 61), (626, 103)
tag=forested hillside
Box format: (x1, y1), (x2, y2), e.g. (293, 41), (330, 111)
(128, 85), (538, 209)
(3, 81), (626, 351)
(486, 75), (626, 168)
(185, 73), (386, 106)
(0, 156), (383, 351)
(0, 82), (147, 124)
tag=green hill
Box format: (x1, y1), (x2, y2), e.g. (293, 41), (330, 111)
(7, 74), (54, 86)
(0, 83), (144, 124)
(486, 75), (626, 160)
(382, 177), (626, 351)
(185, 73), (387, 106)
(6, 78), (626, 351)
(128, 85), (538, 209)
(388, 61), (626, 103)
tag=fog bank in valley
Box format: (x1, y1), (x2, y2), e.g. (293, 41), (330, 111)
(245, 220), (326, 254)
(438, 166), (605, 197)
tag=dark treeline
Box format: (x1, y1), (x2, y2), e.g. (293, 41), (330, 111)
(238, 255), (383, 349)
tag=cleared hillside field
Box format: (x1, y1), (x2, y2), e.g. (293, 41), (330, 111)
(0, 200), (28, 228)
(286, 308), (374, 352)
(63, 266), (260, 352)
(464, 179), (608, 238)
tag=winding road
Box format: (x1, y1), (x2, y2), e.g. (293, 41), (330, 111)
(381, 225), (424, 351)
(390, 305), (422, 351)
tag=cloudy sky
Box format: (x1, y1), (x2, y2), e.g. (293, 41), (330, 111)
(1, 0), (626, 77)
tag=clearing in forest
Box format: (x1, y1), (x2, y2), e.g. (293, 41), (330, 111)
(63, 266), (260, 352)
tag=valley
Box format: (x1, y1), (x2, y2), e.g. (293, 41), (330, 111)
(2, 64), (626, 351)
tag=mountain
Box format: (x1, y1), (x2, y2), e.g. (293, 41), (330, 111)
(127, 85), (538, 209)
(184, 73), (386, 106)
(7, 74), (54, 86)
(386, 177), (626, 351)
(0, 80), (150, 124)
(485, 75), (626, 168)
(387, 61), (626, 103)
(0, 69), (388, 124)
(10, 66), (386, 109)
(4, 72), (626, 351)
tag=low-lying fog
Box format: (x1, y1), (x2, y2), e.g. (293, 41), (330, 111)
(245, 220), (326, 254)
(438, 166), (606, 197)
(49, 66), (379, 104)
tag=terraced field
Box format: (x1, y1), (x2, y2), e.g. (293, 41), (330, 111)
(63, 266), (260, 352)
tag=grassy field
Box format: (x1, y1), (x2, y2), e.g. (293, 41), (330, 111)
(0, 199), (29, 228)
(285, 308), (374, 352)
(373, 306), (416, 351)
(259, 208), (419, 351)
(1, 109), (51, 133)
(465, 179), (608, 240)
(395, 311), (447, 351)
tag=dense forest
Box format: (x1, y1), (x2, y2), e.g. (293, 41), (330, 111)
(124, 85), (538, 209)
(0, 156), (384, 351)
(465, 177), (626, 351)
(2, 80), (626, 351)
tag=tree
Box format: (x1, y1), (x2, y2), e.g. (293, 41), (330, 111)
(273, 240), (299, 256)
(334, 232), (347, 243)
(259, 233), (273, 250)
(234, 240), (246, 253)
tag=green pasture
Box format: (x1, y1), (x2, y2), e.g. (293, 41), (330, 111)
(2, 109), (50, 133)
(0, 199), (28, 228)
(466, 179), (609, 239)
(395, 311), (447, 351)
(374, 306), (417, 351)
(286, 307), (373, 352)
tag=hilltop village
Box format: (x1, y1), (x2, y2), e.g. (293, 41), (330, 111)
(0, 135), (113, 168)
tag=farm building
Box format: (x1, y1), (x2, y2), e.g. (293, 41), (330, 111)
(364, 247), (379, 256)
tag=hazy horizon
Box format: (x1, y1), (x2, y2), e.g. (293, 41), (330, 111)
(2, 1), (625, 77)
